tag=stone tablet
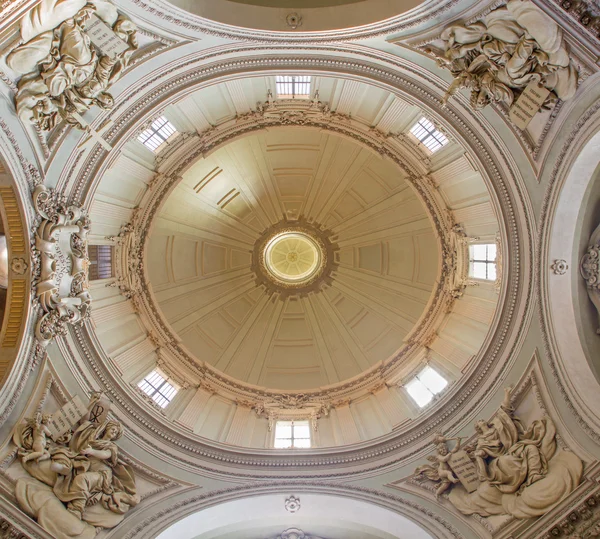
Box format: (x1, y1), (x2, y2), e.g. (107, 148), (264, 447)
(84, 13), (128, 58)
(88, 394), (111, 425)
(449, 450), (480, 493)
(509, 81), (551, 130)
(47, 395), (87, 440)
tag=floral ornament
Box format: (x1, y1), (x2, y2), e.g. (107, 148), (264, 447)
(284, 495), (301, 513)
(551, 259), (569, 276)
(11, 257), (28, 275)
(581, 244), (600, 286)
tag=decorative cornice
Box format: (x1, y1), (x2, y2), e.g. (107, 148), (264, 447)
(116, 481), (462, 539)
(48, 49), (532, 475)
(109, 98), (463, 408)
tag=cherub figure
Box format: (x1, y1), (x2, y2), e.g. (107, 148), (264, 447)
(21, 412), (53, 464)
(416, 432), (463, 499)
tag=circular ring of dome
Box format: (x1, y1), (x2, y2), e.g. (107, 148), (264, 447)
(253, 219), (338, 297)
(264, 231), (322, 283)
(71, 56), (530, 462)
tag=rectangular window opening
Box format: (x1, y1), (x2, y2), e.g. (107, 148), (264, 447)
(138, 370), (179, 408)
(469, 243), (497, 281)
(405, 366), (448, 408)
(275, 76), (312, 99)
(88, 245), (114, 280)
(409, 117), (449, 153)
(138, 116), (178, 152)
(274, 420), (311, 448)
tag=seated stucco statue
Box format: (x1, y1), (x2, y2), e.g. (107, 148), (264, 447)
(432, 0), (578, 111)
(12, 393), (139, 539)
(6, 0), (137, 130)
(415, 387), (583, 520)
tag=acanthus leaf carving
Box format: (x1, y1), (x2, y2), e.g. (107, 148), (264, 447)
(32, 185), (91, 346)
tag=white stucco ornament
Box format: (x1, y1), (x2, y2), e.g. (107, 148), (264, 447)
(32, 185), (92, 345)
(12, 392), (139, 539)
(415, 387), (583, 519)
(7, 0), (137, 131)
(284, 495), (301, 513)
(431, 0), (579, 112)
(581, 222), (600, 332)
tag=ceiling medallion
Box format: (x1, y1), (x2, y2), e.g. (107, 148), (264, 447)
(253, 218), (338, 298)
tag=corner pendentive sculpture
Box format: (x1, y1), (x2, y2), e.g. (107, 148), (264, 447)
(32, 185), (92, 345)
(429, 0), (579, 112)
(581, 222), (600, 333)
(415, 387), (583, 519)
(12, 392), (138, 539)
(7, 0), (137, 131)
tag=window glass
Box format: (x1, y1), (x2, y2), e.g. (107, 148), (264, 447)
(275, 76), (311, 98)
(405, 377), (433, 407)
(138, 370), (178, 408)
(469, 244), (497, 280)
(409, 117), (449, 153)
(274, 420), (311, 448)
(88, 245), (113, 280)
(138, 116), (178, 152)
(405, 366), (448, 408)
(419, 366), (448, 394)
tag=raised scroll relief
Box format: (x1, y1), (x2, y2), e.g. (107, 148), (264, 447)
(7, 0), (137, 131)
(429, 0), (578, 114)
(12, 392), (139, 539)
(32, 185), (92, 345)
(415, 387), (583, 519)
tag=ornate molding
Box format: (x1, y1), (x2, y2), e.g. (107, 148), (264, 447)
(284, 495), (301, 513)
(252, 217), (339, 299)
(50, 50), (532, 475)
(580, 223), (600, 332)
(31, 186), (91, 345)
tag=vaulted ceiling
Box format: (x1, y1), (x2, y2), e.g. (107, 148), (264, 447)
(147, 127), (438, 389)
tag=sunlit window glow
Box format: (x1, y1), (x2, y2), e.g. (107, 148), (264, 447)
(138, 370), (178, 408)
(469, 243), (497, 281)
(409, 117), (449, 153)
(405, 366), (448, 407)
(138, 116), (178, 152)
(274, 420), (311, 448)
(275, 76), (312, 98)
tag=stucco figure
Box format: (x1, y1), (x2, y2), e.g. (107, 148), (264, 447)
(415, 433), (463, 499)
(416, 387), (583, 519)
(7, 0), (137, 130)
(432, 0), (578, 111)
(12, 393), (139, 539)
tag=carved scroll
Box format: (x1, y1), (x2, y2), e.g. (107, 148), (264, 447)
(32, 185), (92, 345)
